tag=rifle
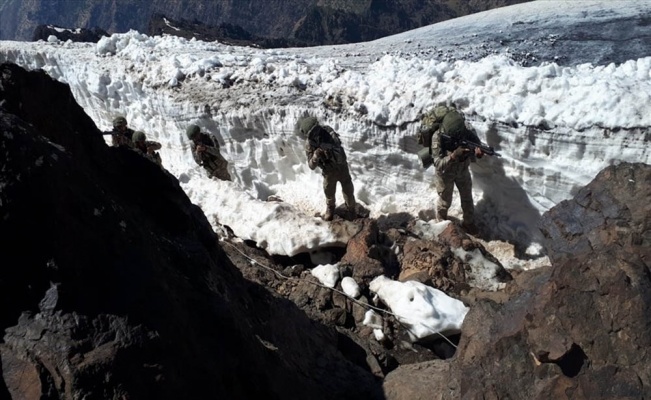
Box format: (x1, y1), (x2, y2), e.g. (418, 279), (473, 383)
(314, 142), (345, 166)
(441, 134), (501, 157)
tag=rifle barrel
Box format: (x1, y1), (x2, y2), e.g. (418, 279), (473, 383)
(440, 133), (501, 157)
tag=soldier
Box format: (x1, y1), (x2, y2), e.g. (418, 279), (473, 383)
(298, 116), (356, 221)
(110, 116), (134, 148)
(186, 124), (231, 181)
(425, 105), (484, 234)
(132, 131), (163, 166)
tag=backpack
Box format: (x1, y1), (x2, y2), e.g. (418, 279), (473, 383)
(322, 127), (347, 165)
(417, 105), (453, 149)
(419, 106), (471, 146)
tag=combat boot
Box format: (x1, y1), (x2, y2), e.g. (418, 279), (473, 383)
(323, 204), (336, 221)
(346, 204), (357, 221)
(436, 209), (448, 221)
(462, 220), (479, 235)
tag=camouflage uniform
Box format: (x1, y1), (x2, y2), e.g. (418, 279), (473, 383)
(189, 130), (231, 181)
(132, 131), (163, 166)
(301, 117), (356, 221)
(110, 116), (134, 148)
(429, 108), (482, 226)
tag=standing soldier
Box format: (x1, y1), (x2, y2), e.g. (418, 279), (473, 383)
(186, 124), (231, 181)
(298, 116), (356, 221)
(132, 131), (163, 166)
(110, 116), (134, 148)
(423, 105), (484, 234)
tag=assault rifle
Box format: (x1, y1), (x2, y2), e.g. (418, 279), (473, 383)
(441, 134), (501, 157)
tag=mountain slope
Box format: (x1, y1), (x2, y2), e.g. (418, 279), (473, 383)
(0, 0), (531, 45)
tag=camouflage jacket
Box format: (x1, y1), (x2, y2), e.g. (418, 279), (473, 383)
(111, 127), (135, 148)
(134, 140), (163, 165)
(190, 133), (228, 173)
(305, 125), (348, 174)
(431, 122), (481, 173)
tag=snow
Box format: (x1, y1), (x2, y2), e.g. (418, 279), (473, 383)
(1, 0), (650, 342)
(310, 264), (340, 288)
(341, 277), (361, 299)
(369, 276), (470, 341)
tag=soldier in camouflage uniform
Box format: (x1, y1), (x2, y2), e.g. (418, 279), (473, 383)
(426, 105), (484, 234)
(186, 124), (231, 181)
(110, 116), (135, 148)
(132, 131), (163, 166)
(298, 116), (356, 221)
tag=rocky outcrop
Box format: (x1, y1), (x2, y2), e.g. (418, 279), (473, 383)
(146, 14), (307, 49)
(0, 62), (383, 399)
(32, 25), (108, 42)
(383, 162), (651, 399)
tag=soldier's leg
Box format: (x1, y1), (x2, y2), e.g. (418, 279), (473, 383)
(434, 172), (454, 220)
(323, 174), (337, 221)
(213, 167), (232, 181)
(455, 167), (475, 224)
(214, 157), (232, 181)
(339, 172), (356, 219)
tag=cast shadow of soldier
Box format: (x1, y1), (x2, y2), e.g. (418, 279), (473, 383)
(470, 123), (545, 259)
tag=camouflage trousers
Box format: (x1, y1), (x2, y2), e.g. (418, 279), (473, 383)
(323, 164), (355, 209)
(434, 164), (474, 224)
(203, 154), (231, 181)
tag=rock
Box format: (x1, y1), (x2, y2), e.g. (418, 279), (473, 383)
(399, 238), (464, 293)
(383, 360), (457, 400)
(341, 219), (398, 285)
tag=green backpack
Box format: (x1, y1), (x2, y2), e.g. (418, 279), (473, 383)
(417, 105), (455, 148)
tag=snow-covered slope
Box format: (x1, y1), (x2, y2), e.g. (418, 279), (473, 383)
(1, 0), (649, 263)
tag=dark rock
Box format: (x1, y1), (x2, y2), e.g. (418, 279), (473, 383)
(399, 238), (465, 293)
(384, 360), (458, 400)
(147, 14), (307, 49)
(540, 162), (651, 267)
(32, 25), (108, 43)
(0, 62), (383, 400)
(341, 219), (399, 285)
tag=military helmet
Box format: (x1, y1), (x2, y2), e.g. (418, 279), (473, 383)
(297, 116), (319, 136)
(112, 116), (127, 128)
(132, 131), (146, 142)
(186, 124), (201, 139)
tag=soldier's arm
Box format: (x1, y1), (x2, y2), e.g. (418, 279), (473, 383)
(111, 131), (121, 147)
(466, 129), (483, 160)
(191, 143), (203, 165)
(146, 141), (162, 152)
(306, 142), (319, 170)
(431, 134), (456, 170)
(201, 136), (223, 158)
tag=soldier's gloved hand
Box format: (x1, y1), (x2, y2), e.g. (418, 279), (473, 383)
(314, 148), (326, 160)
(475, 147), (484, 159)
(450, 147), (469, 161)
(312, 147), (326, 162)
